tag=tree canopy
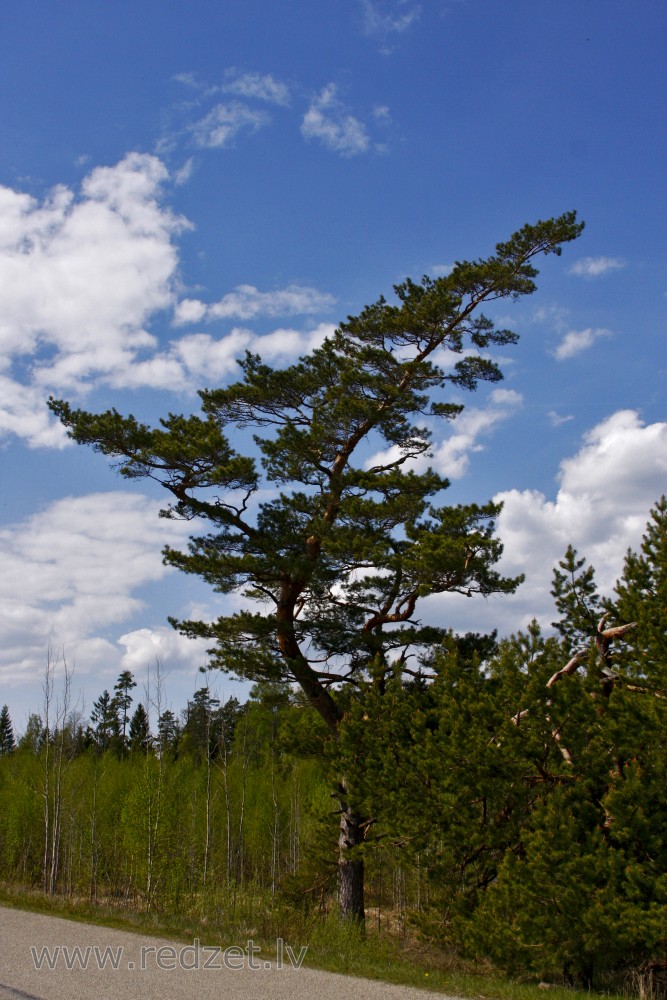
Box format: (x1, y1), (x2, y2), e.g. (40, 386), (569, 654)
(50, 213), (583, 729)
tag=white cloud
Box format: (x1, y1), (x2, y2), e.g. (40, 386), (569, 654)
(0, 154), (184, 371)
(0, 154), (192, 441)
(373, 105), (392, 123)
(173, 72), (200, 89)
(129, 322), (337, 391)
(553, 326), (612, 360)
(301, 85), (371, 157)
(118, 627), (209, 674)
(69, 322), (337, 395)
(170, 328), (254, 383)
(222, 72), (291, 107)
(569, 256), (626, 278)
(366, 388), (523, 477)
(548, 410), (574, 427)
(0, 376), (69, 448)
(190, 102), (270, 148)
(431, 263), (454, 277)
(252, 322), (335, 359)
(0, 493), (193, 688)
(0, 156), (338, 443)
(361, 0), (421, 41)
(173, 298), (208, 325)
(174, 283), (336, 324)
(432, 388), (523, 477)
(175, 69), (291, 107)
(173, 157), (195, 185)
(425, 410), (667, 637)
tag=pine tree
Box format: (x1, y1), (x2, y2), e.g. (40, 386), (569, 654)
(49, 212), (584, 920)
(113, 670), (137, 752)
(469, 510), (667, 984)
(551, 544), (603, 646)
(610, 495), (667, 689)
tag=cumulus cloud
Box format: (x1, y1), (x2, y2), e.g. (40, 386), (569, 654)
(301, 84), (371, 157)
(190, 102), (270, 148)
(118, 627), (209, 674)
(569, 256), (626, 278)
(122, 322), (336, 390)
(0, 492), (193, 688)
(0, 377), (69, 448)
(0, 156), (339, 444)
(553, 326), (612, 360)
(0, 154), (192, 441)
(174, 283), (336, 324)
(0, 155), (183, 368)
(425, 410), (667, 637)
(169, 328), (254, 383)
(0, 154), (184, 368)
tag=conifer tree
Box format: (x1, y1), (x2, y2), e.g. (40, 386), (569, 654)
(128, 703), (151, 754)
(181, 687), (220, 761)
(90, 690), (120, 754)
(0, 704), (15, 755)
(551, 544), (603, 646)
(113, 670), (137, 751)
(610, 495), (667, 690)
(157, 709), (180, 759)
(49, 212), (583, 920)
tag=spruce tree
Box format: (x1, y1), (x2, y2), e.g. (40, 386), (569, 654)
(49, 212), (583, 920)
(157, 709), (180, 759)
(90, 690), (120, 754)
(128, 703), (151, 753)
(181, 687), (220, 761)
(0, 705), (15, 755)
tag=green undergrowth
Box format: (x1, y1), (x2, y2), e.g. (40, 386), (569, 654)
(0, 884), (630, 1000)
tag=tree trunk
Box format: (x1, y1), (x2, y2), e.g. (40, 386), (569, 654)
(337, 786), (365, 923)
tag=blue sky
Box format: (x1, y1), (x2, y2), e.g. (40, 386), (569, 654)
(1, 0), (665, 728)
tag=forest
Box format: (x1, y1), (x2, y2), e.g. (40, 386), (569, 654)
(1, 497), (665, 992)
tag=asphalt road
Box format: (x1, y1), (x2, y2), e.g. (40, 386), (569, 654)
(0, 905), (456, 1000)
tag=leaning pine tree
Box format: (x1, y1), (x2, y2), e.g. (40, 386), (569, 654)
(50, 212), (583, 921)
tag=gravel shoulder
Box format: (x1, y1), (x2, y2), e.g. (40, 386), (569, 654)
(0, 905), (456, 1000)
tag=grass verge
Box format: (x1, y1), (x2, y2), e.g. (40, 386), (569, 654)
(0, 884), (627, 1000)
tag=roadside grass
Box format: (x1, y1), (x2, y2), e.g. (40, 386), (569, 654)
(0, 883), (628, 1000)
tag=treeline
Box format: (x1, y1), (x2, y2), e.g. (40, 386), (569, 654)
(0, 499), (666, 990)
(0, 679), (337, 912)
